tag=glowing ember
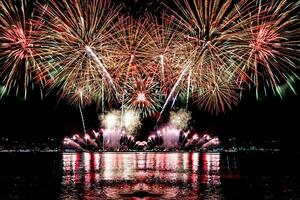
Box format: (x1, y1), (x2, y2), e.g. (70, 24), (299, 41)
(137, 92), (146, 102)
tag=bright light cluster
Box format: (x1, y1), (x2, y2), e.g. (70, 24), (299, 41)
(169, 109), (191, 130)
(64, 129), (220, 151)
(100, 110), (141, 134)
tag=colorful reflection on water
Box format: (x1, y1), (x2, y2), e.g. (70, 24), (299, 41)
(61, 152), (232, 199)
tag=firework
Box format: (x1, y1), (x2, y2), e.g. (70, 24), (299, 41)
(169, 109), (191, 130)
(143, 14), (187, 95)
(64, 129), (134, 151)
(159, 126), (181, 149)
(63, 84), (95, 134)
(196, 134), (211, 146)
(162, 0), (255, 114)
(147, 126), (219, 151)
(64, 137), (83, 150)
(0, 85), (7, 98)
(100, 109), (141, 134)
(100, 110), (120, 130)
(144, 14), (194, 117)
(109, 16), (151, 82)
(202, 138), (220, 149)
(0, 0), (45, 97)
(133, 141), (148, 150)
(233, 0), (300, 98)
(194, 71), (240, 114)
(123, 110), (141, 134)
(1, 0), (299, 118)
(107, 16), (155, 119)
(64, 84), (93, 107)
(123, 76), (163, 118)
(36, 0), (121, 105)
(157, 61), (190, 120)
(102, 128), (123, 150)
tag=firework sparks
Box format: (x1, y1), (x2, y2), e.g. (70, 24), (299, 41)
(163, 0), (255, 114)
(0, 0), (299, 117)
(100, 109), (141, 134)
(123, 110), (141, 134)
(143, 14), (187, 95)
(169, 109), (191, 130)
(0, 0), (45, 97)
(123, 76), (163, 118)
(234, 0), (300, 98)
(101, 110), (120, 130)
(36, 0), (121, 104)
(194, 71), (240, 114)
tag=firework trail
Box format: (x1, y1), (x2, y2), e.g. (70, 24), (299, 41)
(84, 46), (118, 95)
(158, 62), (191, 121)
(62, 86), (93, 135)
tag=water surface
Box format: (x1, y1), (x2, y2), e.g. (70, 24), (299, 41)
(0, 152), (299, 199)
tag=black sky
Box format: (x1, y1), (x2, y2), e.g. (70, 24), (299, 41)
(0, 81), (299, 148)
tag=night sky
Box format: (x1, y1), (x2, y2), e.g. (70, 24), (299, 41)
(0, 80), (299, 151)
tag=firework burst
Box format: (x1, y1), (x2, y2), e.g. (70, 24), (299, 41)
(159, 0), (252, 114)
(194, 73), (240, 115)
(109, 16), (151, 81)
(143, 14), (187, 95)
(123, 76), (163, 118)
(36, 0), (121, 104)
(0, 0), (299, 117)
(233, 0), (300, 98)
(64, 85), (93, 108)
(0, 0), (45, 98)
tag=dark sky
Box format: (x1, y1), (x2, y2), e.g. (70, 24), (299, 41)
(0, 81), (299, 145)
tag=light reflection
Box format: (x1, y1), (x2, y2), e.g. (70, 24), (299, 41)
(94, 153), (100, 171)
(62, 154), (71, 185)
(61, 152), (226, 199)
(202, 153), (221, 185)
(84, 154), (91, 190)
(84, 152), (91, 172)
(192, 152), (199, 173)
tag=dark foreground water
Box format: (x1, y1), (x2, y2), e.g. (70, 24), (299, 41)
(0, 152), (300, 200)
